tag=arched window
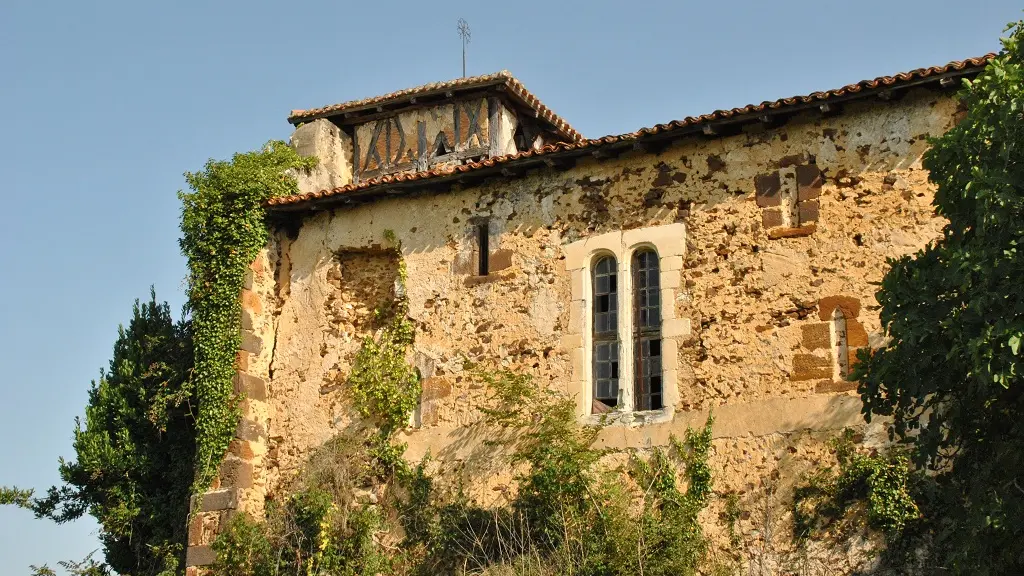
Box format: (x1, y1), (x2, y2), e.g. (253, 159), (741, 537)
(831, 308), (849, 380)
(592, 255), (619, 413)
(633, 249), (662, 411)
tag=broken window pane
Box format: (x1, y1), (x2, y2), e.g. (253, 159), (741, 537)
(633, 249), (663, 411)
(592, 255), (619, 412)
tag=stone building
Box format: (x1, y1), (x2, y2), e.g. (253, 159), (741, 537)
(186, 54), (994, 569)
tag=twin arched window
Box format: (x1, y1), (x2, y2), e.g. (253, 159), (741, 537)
(591, 249), (663, 413)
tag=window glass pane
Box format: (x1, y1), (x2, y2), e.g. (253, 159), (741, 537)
(633, 248), (663, 412)
(593, 256), (619, 412)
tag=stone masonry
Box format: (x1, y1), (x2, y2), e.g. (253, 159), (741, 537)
(185, 57), (991, 571)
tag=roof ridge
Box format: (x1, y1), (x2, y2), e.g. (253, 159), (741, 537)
(286, 69), (583, 142)
(268, 53), (996, 210)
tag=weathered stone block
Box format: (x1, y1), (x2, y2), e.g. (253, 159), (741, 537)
(186, 545), (217, 567)
(233, 372), (267, 402)
(568, 300), (586, 333)
(489, 249), (513, 273)
(570, 347), (586, 380)
(240, 290), (262, 316)
(661, 255), (684, 271)
(847, 319), (869, 347)
(818, 295), (861, 320)
(663, 318), (692, 338)
(796, 165), (823, 200)
(201, 488), (239, 512)
(849, 347), (865, 371)
(801, 323), (831, 350)
(767, 224), (816, 240)
(218, 456), (254, 489)
(791, 354), (832, 381)
(235, 419), (267, 442)
(761, 208), (784, 229)
(660, 269), (681, 289)
(659, 288), (676, 319)
(421, 377), (452, 402)
(570, 268), (585, 300)
(230, 439), (256, 460)
(419, 401), (440, 427)
(187, 511), (219, 546)
(558, 333), (583, 352)
(755, 172), (781, 207)
(240, 330), (262, 355)
(235, 350), (249, 372)
(623, 223), (686, 256)
(798, 200), (820, 223)
(240, 307), (255, 331)
(452, 246), (476, 275)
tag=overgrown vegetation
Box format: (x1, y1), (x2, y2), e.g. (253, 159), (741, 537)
(793, 430), (919, 541)
(213, 430), (395, 576)
(347, 239), (420, 434)
(211, 368), (717, 576)
(180, 141), (316, 491)
(2, 293), (195, 575)
(849, 19), (1024, 575)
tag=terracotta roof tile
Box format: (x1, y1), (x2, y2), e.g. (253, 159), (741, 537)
(287, 70), (582, 143)
(268, 54), (995, 210)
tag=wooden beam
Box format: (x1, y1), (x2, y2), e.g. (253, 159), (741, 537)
(632, 139), (670, 155)
(542, 156), (574, 171)
(819, 103), (833, 114)
(940, 77), (957, 88)
(500, 167), (519, 177)
(877, 90), (892, 101)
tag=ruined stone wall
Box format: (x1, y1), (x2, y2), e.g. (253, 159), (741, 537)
(223, 87), (959, 568)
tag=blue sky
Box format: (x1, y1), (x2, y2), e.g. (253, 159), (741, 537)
(0, 0), (1017, 570)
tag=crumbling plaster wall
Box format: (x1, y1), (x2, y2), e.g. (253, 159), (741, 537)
(243, 88), (956, 522)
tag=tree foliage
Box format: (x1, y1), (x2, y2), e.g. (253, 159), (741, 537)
(4, 292), (195, 575)
(854, 21), (1024, 574)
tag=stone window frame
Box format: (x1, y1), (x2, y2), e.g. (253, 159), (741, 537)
(563, 223), (690, 425)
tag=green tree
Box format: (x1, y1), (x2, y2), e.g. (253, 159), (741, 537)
(855, 21), (1024, 573)
(3, 292), (195, 575)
